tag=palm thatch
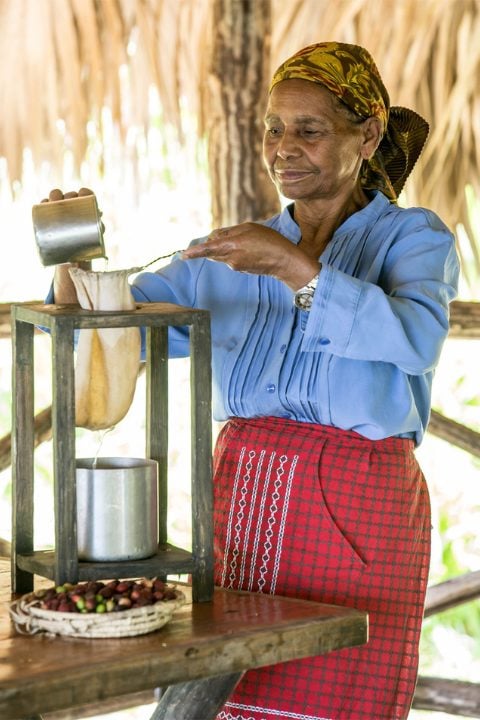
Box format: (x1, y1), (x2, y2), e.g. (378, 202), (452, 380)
(1, 0), (479, 281)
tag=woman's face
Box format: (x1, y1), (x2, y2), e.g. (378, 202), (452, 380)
(263, 79), (369, 202)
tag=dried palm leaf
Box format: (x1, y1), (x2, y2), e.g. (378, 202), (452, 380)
(0, 0), (479, 283)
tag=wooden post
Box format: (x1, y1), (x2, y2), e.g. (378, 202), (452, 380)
(146, 325), (169, 546)
(190, 314), (214, 602)
(11, 312), (35, 594)
(207, 0), (280, 227)
(51, 317), (78, 584)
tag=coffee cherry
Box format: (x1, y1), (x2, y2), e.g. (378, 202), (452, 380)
(33, 577), (179, 613)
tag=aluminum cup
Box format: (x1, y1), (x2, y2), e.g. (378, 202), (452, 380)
(32, 194), (106, 266)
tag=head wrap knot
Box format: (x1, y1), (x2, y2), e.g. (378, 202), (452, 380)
(269, 42), (428, 201)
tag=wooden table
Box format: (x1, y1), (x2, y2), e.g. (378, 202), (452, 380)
(0, 560), (368, 720)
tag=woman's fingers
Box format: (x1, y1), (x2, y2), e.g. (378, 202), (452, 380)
(48, 188), (64, 201)
(44, 187), (94, 202)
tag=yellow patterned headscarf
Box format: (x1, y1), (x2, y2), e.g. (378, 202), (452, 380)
(270, 42), (429, 201)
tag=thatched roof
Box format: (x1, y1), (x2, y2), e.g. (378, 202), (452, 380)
(1, 0), (480, 279)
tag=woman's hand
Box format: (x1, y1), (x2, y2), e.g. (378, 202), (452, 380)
(41, 187), (95, 202)
(182, 222), (320, 291)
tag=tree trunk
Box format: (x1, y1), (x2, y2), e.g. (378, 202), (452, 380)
(207, 0), (280, 227)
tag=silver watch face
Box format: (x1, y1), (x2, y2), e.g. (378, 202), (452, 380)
(293, 273), (318, 311)
(294, 290), (314, 310)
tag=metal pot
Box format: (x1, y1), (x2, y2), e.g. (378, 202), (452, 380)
(76, 457), (159, 562)
(32, 194), (106, 266)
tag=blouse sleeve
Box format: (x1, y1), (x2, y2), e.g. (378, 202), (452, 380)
(301, 213), (460, 375)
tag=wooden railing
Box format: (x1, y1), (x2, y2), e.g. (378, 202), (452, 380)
(413, 570), (480, 716)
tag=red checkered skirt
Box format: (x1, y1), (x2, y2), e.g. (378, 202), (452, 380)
(213, 416), (431, 720)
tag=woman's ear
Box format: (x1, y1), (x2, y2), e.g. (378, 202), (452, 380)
(360, 117), (383, 160)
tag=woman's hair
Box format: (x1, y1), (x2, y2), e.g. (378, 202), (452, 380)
(333, 96), (368, 126)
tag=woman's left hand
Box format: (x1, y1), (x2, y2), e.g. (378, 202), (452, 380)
(181, 222), (319, 291)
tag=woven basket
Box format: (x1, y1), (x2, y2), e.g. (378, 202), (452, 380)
(9, 589), (186, 638)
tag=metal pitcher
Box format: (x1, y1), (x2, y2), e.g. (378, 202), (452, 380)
(32, 194), (106, 266)
(76, 457), (159, 562)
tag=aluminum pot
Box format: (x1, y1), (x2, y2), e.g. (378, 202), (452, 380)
(32, 194), (106, 266)
(76, 457), (159, 562)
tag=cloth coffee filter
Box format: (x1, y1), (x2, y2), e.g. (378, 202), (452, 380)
(69, 267), (141, 430)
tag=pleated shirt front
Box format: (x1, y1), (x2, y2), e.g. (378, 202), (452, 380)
(132, 191), (459, 445)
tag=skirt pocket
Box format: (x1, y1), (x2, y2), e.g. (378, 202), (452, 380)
(315, 449), (369, 570)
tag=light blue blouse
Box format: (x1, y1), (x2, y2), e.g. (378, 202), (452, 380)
(131, 191), (459, 445)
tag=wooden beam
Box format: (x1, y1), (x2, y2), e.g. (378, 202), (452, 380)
(0, 406), (52, 473)
(428, 410), (480, 458)
(413, 676), (480, 716)
(424, 570), (480, 617)
(449, 301), (480, 338)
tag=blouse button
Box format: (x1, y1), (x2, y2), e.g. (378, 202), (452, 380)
(266, 383), (276, 393)
(280, 344), (286, 353)
(319, 337), (331, 345)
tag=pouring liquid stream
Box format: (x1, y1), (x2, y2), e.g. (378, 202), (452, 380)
(92, 427), (116, 469)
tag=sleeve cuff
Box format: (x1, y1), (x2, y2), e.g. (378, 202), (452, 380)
(301, 264), (362, 353)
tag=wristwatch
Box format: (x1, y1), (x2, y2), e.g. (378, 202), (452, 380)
(293, 273), (319, 311)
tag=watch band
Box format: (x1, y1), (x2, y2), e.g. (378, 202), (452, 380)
(293, 273), (319, 311)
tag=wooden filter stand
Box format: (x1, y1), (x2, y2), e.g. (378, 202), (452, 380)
(10, 302), (213, 603)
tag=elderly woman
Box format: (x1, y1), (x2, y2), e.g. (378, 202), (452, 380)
(52, 42), (459, 720)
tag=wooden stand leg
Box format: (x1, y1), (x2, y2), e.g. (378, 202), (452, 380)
(149, 673), (243, 720)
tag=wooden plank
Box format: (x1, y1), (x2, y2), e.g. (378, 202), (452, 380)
(413, 676), (480, 716)
(425, 570), (480, 617)
(0, 564), (367, 720)
(15, 545), (194, 581)
(12, 302), (210, 330)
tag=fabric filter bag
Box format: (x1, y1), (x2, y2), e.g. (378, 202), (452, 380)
(68, 267), (141, 430)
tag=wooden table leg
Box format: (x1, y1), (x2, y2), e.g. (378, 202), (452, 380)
(149, 673), (244, 720)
